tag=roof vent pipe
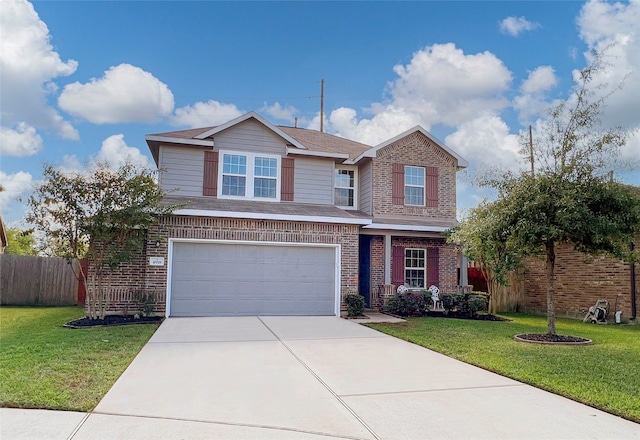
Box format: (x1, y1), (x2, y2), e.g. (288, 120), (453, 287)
(295, 117), (298, 128)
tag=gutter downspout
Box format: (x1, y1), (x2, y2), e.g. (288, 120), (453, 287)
(631, 242), (637, 321)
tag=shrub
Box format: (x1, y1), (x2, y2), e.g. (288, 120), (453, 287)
(441, 292), (488, 317)
(466, 294), (488, 316)
(344, 294), (365, 317)
(385, 291), (431, 317)
(134, 289), (156, 317)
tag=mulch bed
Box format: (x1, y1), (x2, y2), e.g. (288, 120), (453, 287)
(514, 333), (593, 345)
(64, 315), (163, 329)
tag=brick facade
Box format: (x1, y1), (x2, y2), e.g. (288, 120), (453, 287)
(373, 132), (458, 220)
(92, 215), (360, 316)
(524, 242), (639, 321)
(368, 236), (457, 295)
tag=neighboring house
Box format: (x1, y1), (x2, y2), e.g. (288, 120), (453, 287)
(524, 242), (639, 322)
(101, 111), (468, 317)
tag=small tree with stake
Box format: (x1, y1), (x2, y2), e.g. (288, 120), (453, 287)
(27, 162), (179, 320)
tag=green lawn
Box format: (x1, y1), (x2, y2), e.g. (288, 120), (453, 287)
(0, 306), (159, 412)
(367, 314), (640, 423)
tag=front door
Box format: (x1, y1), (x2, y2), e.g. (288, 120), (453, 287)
(358, 235), (372, 306)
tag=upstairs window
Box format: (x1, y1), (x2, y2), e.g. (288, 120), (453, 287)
(404, 166), (425, 206)
(219, 151), (280, 201)
(334, 166), (357, 209)
(222, 154), (247, 196)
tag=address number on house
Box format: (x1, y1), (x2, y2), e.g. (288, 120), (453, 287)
(149, 257), (165, 266)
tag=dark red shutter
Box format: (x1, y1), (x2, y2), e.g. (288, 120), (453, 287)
(281, 158), (295, 201)
(426, 166), (439, 207)
(427, 247), (440, 287)
(392, 246), (405, 287)
(203, 151), (218, 196)
(392, 163), (405, 205)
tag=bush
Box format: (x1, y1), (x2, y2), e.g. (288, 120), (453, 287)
(385, 291), (431, 317)
(466, 294), (488, 316)
(441, 293), (464, 313)
(441, 292), (488, 317)
(344, 294), (365, 317)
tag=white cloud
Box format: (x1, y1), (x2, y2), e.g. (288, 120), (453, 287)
(261, 102), (298, 122)
(577, 0), (640, 131)
(0, 122), (43, 156)
(170, 100), (243, 128)
(513, 66), (559, 124)
(319, 43), (512, 145)
(445, 113), (522, 173)
(0, 0), (79, 140)
(499, 16), (541, 37)
(0, 170), (34, 218)
(390, 44), (512, 127)
(94, 134), (153, 170)
(326, 106), (422, 146)
(58, 63), (175, 124)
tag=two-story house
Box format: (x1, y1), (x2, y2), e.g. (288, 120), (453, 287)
(105, 111), (468, 317)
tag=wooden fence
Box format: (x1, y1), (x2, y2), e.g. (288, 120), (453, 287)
(0, 254), (79, 306)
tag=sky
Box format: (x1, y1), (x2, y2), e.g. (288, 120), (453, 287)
(1, 0), (639, 226)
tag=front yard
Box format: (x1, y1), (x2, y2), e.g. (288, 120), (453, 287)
(0, 307), (159, 412)
(367, 314), (640, 423)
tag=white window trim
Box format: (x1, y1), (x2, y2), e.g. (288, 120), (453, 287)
(404, 247), (426, 289)
(334, 165), (358, 210)
(218, 150), (281, 202)
(404, 165), (425, 207)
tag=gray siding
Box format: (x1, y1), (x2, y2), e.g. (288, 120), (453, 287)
(215, 119), (286, 156)
(294, 157), (333, 205)
(159, 145), (205, 196)
(359, 160), (373, 214)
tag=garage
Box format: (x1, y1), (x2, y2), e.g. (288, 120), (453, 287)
(168, 241), (339, 317)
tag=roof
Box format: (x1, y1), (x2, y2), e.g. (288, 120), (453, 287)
(351, 126), (469, 168)
(146, 111), (467, 168)
(163, 195), (372, 225)
(277, 126), (372, 161)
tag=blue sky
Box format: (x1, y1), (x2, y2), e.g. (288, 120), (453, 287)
(1, 0), (638, 225)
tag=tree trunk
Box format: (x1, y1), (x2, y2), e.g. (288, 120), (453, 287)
(545, 242), (557, 335)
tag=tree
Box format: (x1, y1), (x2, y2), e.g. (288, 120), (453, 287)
(27, 162), (178, 319)
(447, 199), (521, 314)
(471, 49), (640, 335)
(4, 228), (39, 256)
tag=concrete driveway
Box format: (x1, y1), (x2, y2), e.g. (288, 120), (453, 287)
(4, 316), (638, 439)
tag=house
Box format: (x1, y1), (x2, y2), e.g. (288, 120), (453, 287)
(102, 111), (468, 317)
(524, 242), (639, 322)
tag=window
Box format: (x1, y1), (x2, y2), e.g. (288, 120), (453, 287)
(405, 166), (425, 206)
(222, 154), (247, 196)
(334, 167), (357, 208)
(219, 151), (280, 201)
(254, 157), (277, 198)
(405, 248), (426, 288)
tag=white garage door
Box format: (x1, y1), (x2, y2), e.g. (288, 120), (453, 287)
(169, 241), (338, 316)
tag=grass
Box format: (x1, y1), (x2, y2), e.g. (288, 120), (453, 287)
(366, 314), (640, 423)
(0, 306), (159, 412)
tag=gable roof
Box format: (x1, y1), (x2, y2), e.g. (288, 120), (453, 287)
(350, 126), (469, 168)
(146, 112), (468, 168)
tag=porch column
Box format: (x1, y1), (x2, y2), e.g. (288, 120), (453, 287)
(460, 253), (469, 286)
(384, 233), (392, 285)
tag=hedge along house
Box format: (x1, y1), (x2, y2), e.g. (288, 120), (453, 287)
(95, 111), (468, 317)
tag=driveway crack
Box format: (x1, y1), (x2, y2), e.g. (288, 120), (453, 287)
(257, 317), (381, 440)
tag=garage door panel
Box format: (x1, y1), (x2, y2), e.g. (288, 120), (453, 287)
(170, 242), (337, 317)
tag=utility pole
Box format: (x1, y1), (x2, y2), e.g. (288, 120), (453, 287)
(320, 79), (324, 133)
(529, 125), (535, 177)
